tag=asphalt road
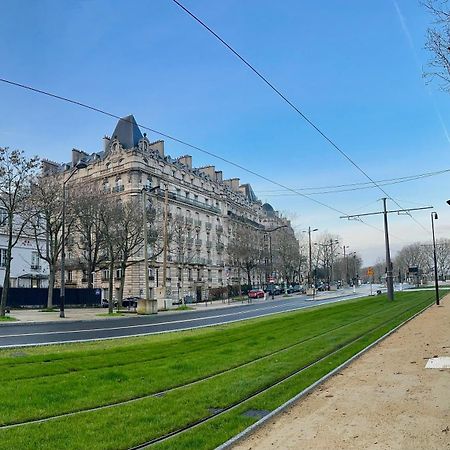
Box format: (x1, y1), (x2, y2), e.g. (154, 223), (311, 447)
(0, 286), (381, 348)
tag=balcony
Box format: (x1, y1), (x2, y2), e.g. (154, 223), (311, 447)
(112, 185), (124, 193)
(194, 219), (202, 228)
(195, 239), (202, 247)
(216, 224), (224, 233)
(205, 222), (212, 231)
(156, 191), (221, 214)
(192, 256), (206, 265)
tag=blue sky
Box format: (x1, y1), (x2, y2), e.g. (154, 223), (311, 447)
(1, 0), (449, 264)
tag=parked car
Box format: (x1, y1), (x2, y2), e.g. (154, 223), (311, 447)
(248, 289), (265, 299)
(122, 297), (139, 308)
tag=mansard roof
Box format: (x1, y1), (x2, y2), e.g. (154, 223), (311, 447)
(110, 114), (143, 149)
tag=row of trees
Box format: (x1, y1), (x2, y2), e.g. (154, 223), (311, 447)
(0, 147), (162, 316)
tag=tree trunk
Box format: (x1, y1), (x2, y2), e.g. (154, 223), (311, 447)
(117, 262), (126, 309)
(47, 265), (55, 309)
(108, 258), (114, 314)
(0, 225), (13, 317)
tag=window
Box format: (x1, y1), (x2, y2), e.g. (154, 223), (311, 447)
(0, 249), (7, 267)
(0, 208), (7, 226)
(31, 251), (40, 270)
(67, 270), (73, 282)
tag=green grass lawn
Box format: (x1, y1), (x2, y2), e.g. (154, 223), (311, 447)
(0, 291), (444, 450)
(0, 316), (15, 321)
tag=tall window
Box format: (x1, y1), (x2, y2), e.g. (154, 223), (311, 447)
(0, 209), (7, 226)
(31, 251), (40, 270)
(0, 249), (7, 268)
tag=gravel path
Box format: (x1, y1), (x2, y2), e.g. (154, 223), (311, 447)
(233, 296), (450, 450)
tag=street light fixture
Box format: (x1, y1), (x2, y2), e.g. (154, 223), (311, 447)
(431, 211), (440, 306)
(302, 227), (318, 292)
(60, 160), (87, 318)
(264, 224), (288, 299)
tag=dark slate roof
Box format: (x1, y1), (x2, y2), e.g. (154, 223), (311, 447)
(262, 203), (276, 216)
(241, 183), (258, 203)
(110, 115), (143, 149)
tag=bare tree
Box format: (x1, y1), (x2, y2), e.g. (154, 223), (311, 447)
(272, 229), (301, 285)
(227, 223), (265, 288)
(28, 176), (63, 308)
(70, 184), (108, 289)
(169, 214), (196, 305)
(0, 148), (39, 316)
(423, 0), (450, 90)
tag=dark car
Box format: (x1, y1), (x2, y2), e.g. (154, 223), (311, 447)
(122, 297), (139, 308)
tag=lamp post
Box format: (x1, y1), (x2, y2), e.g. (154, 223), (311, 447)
(342, 245), (349, 286)
(431, 211), (440, 306)
(142, 186), (160, 308)
(60, 160), (87, 318)
(302, 227), (318, 291)
(265, 224), (288, 299)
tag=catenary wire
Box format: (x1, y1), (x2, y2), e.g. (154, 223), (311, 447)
(171, 0), (430, 234)
(255, 168), (450, 194)
(0, 77), (396, 239)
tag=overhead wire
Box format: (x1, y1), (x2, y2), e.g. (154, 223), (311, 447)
(0, 77), (391, 239)
(171, 0), (431, 234)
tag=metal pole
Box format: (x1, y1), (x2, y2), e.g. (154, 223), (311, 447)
(343, 245), (348, 286)
(308, 227), (312, 288)
(143, 189), (149, 304)
(431, 212), (440, 306)
(60, 182), (67, 318)
(382, 198), (394, 300)
(162, 187), (169, 292)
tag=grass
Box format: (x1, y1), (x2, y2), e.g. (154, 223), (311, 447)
(175, 305), (194, 311)
(0, 291), (444, 450)
(0, 316), (15, 322)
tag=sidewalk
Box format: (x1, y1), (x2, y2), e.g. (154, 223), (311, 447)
(3, 288), (364, 324)
(233, 295), (450, 450)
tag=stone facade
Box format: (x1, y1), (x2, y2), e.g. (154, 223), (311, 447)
(44, 115), (293, 306)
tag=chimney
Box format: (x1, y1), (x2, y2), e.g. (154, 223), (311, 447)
(41, 159), (59, 176)
(72, 148), (88, 166)
(178, 155), (192, 169)
(103, 135), (111, 152)
(198, 165), (215, 179)
(223, 178), (240, 191)
(149, 140), (164, 157)
(215, 170), (223, 182)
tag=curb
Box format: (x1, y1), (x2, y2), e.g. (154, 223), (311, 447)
(216, 299), (437, 450)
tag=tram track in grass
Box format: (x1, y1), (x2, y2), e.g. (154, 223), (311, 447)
(0, 291), (441, 450)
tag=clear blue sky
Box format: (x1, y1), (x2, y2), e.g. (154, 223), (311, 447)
(1, 0), (449, 264)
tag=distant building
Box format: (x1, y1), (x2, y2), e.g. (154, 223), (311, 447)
(43, 115), (294, 307)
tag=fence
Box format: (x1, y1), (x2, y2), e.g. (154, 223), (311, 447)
(5, 288), (101, 308)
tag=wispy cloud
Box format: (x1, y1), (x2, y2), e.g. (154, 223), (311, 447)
(393, 0), (450, 144)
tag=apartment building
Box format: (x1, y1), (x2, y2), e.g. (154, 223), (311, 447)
(43, 115), (292, 307)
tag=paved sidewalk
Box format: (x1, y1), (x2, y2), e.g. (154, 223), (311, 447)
(233, 295), (450, 450)
(3, 288), (364, 324)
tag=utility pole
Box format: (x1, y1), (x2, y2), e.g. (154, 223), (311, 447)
(340, 201), (433, 301)
(343, 245), (349, 285)
(302, 227), (318, 290)
(431, 212), (440, 306)
(162, 187), (169, 295)
(382, 198), (394, 301)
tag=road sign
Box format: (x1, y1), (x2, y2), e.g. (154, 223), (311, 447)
(367, 267), (374, 276)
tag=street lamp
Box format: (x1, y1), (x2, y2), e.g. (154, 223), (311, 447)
(431, 211), (440, 306)
(142, 186), (160, 311)
(302, 227), (318, 292)
(60, 160), (87, 318)
(265, 224), (288, 299)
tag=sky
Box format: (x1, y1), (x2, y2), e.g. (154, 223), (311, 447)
(1, 0), (449, 265)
